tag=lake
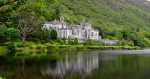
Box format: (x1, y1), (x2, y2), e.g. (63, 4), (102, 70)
(1, 49), (150, 79)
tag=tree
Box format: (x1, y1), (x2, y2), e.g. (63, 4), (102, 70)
(50, 29), (57, 40)
(0, 0), (17, 8)
(15, 0), (58, 41)
(5, 28), (20, 41)
(0, 25), (7, 42)
(32, 28), (51, 42)
(16, 9), (40, 41)
(0, 0), (26, 27)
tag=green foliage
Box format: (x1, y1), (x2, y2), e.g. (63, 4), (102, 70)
(74, 38), (79, 45)
(30, 28), (51, 42)
(83, 39), (103, 46)
(133, 39), (145, 47)
(41, 29), (51, 41)
(84, 39), (93, 45)
(0, 26), (20, 42)
(67, 38), (79, 45)
(0, 25), (7, 42)
(0, 76), (4, 79)
(0, 0), (59, 42)
(5, 42), (16, 55)
(55, 39), (65, 44)
(143, 38), (150, 47)
(119, 40), (134, 46)
(4, 28), (20, 41)
(0, 46), (7, 56)
(67, 39), (73, 45)
(50, 29), (57, 40)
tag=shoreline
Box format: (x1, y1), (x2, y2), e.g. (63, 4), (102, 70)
(0, 42), (141, 61)
(0, 43), (140, 54)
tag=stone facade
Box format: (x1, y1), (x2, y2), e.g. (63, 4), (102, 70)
(43, 17), (101, 42)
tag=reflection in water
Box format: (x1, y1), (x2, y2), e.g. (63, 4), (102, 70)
(2, 50), (150, 79)
(41, 52), (99, 77)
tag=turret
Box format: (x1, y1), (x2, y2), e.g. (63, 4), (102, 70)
(60, 16), (65, 23)
(80, 18), (92, 29)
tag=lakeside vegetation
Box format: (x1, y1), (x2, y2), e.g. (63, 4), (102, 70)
(0, 40), (139, 62)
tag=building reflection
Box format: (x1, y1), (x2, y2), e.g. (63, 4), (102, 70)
(41, 52), (99, 77)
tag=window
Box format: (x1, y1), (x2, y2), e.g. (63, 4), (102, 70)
(91, 32), (94, 36)
(72, 29), (76, 35)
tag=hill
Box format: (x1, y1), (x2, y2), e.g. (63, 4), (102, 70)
(56, 0), (150, 40)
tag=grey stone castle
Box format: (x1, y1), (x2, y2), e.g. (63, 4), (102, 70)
(43, 17), (101, 42)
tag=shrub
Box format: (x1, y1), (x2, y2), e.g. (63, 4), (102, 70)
(143, 38), (150, 47)
(0, 46), (7, 56)
(5, 42), (16, 56)
(73, 38), (79, 45)
(4, 28), (20, 41)
(55, 39), (65, 45)
(0, 76), (5, 79)
(119, 40), (134, 46)
(50, 29), (57, 40)
(83, 39), (93, 45)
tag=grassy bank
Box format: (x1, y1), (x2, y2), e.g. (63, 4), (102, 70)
(48, 45), (139, 50)
(0, 41), (139, 61)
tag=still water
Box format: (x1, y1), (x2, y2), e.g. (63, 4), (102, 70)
(1, 50), (150, 79)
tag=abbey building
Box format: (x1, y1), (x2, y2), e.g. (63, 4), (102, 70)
(43, 17), (101, 42)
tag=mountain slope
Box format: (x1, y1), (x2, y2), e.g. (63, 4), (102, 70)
(56, 0), (150, 39)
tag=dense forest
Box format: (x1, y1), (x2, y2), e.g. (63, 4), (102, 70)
(1, 0), (150, 47)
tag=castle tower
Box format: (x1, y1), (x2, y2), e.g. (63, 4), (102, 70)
(60, 16), (65, 23)
(59, 16), (67, 28)
(80, 18), (91, 29)
(80, 18), (86, 26)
